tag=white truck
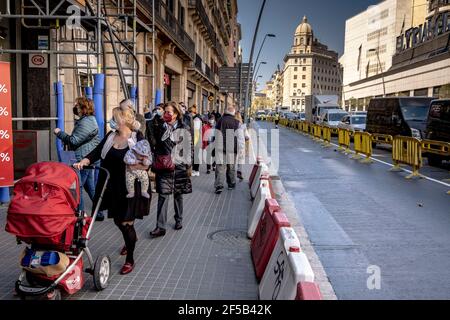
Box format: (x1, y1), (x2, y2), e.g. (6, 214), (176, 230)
(305, 95), (341, 123)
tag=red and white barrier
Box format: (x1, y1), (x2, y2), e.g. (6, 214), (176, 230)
(251, 199), (290, 281)
(251, 163), (269, 199)
(296, 282), (323, 300)
(249, 157), (264, 188)
(248, 180), (273, 239)
(259, 227), (315, 300)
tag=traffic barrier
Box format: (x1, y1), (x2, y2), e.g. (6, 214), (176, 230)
(421, 139), (450, 156)
(321, 126), (332, 148)
(309, 124), (315, 137)
(251, 163), (270, 199)
(391, 136), (423, 179)
(313, 125), (323, 142)
(331, 127), (339, 136)
(352, 132), (373, 163)
(249, 157), (265, 188)
(296, 282), (323, 300)
(372, 133), (394, 146)
(248, 180), (273, 239)
(259, 227), (315, 300)
(338, 128), (352, 153)
(251, 199), (291, 281)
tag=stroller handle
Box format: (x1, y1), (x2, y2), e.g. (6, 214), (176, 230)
(82, 166), (111, 181)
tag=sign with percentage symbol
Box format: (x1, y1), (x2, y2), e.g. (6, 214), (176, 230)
(0, 62), (14, 187)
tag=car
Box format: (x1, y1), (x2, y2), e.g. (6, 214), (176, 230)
(366, 97), (434, 139)
(338, 114), (367, 132)
(297, 112), (306, 121)
(320, 110), (349, 128)
(285, 112), (298, 120)
(350, 111), (368, 116)
(255, 111), (267, 121)
(424, 99), (450, 166)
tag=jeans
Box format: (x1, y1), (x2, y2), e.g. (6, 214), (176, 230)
(157, 193), (183, 230)
(79, 168), (96, 212)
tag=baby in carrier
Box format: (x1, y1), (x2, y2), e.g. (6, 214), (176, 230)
(124, 140), (152, 199)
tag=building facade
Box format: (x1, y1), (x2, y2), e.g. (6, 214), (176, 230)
(0, 0), (241, 155)
(282, 17), (342, 112)
(340, 0), (450, 111)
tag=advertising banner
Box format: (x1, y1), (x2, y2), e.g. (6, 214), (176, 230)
(0, 62), (14, 187)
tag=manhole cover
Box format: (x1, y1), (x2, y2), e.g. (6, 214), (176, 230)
(207, 229), (250, 248)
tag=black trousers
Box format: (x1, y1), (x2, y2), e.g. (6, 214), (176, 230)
(157, 193), (183, 230)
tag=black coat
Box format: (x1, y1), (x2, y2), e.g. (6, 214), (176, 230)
(152, 117), (193, 196)
(215, 113), (241, 154)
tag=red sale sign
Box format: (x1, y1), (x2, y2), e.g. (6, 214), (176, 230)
(0, 62), (14, 187)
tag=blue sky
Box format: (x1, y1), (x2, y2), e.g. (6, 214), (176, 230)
(237, 0), (379, 88)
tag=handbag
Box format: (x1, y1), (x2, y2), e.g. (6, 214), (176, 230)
(152, 154), (175, 172)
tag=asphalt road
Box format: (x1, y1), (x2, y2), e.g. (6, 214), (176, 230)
(256, 121), (450, 300)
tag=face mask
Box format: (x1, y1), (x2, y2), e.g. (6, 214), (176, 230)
(209, 120), (215, 126)
(163, 113), (174, 123)
(156, 110), (164, 117)
(109, 118), (119, 130)
(181, 107), (186, 114)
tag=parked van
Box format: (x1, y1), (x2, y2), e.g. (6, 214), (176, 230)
(424, 99), (450, 166)
(321, 110), (348, 128)
(366, 97), (434, 139)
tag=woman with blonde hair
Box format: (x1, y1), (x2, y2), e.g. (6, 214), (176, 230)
(74, 106), (151, 275)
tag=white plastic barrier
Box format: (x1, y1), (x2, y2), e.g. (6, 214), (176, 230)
(259, 227), (315, 300)
(251, 163), (269, 199)
(247, 180), (272, 239)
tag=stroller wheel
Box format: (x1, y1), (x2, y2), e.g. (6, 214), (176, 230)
(47, 289), (61, 300)
(93, 255), (111, 291)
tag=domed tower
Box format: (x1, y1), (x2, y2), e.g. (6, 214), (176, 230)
(292, 16), (313, 54)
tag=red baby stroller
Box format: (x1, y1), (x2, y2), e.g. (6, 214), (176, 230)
(5, 162), (111, 300)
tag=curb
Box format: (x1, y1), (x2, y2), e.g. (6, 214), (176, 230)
(270, 177), (337, 300)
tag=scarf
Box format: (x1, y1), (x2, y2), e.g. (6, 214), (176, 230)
(161, 121), (178, 142)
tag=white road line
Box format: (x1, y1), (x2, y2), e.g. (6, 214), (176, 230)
(328, 142), (450, 189)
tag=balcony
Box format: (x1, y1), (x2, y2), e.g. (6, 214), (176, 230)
(212, 7), (229, 46)
(140, 0), (195, 61)
(188, 0), (217, 46)
(189, 54), (217, 86)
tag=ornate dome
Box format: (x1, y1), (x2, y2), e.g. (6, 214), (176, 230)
(295, 16), (313, 35)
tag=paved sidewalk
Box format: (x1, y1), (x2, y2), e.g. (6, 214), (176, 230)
(0, 165), (258, 300)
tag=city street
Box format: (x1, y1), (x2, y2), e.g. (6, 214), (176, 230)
(257, 121), (450, 300)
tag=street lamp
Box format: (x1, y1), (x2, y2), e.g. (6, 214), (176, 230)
(369, 48), (386, 97)
(254, 34), (276, 71)
(244, 0), (269, 123)
(253, 61), (267, 82)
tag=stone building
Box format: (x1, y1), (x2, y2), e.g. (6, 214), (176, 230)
(282, 16), (342, 111)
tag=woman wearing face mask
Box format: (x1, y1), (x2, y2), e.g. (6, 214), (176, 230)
(54, 97), (100, 213)
(74, 107), (151, 275)
(202, 114), (216, 174)
(149, 102), (192, 238)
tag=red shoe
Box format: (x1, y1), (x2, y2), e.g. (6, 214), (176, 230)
(120, 246), (127, 256)
(120, 262), (134, 275)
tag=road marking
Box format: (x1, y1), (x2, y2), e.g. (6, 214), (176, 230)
(328, 142), (450, 189)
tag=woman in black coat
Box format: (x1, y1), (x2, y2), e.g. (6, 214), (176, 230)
(150, 102), (192, 238)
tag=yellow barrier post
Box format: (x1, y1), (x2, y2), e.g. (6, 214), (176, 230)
(338, 128), (351, 153)
(352, 132), (373, 163)
(391, 136), (423, 179)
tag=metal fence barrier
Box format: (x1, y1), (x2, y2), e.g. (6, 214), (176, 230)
(338, 128), (352, 153)
(391, 136), (423, 179)
(321, 126), (332, 148)
(421, 140), (450, 156)
(352, 132), (373, 163)
(372, 134), (394, 146)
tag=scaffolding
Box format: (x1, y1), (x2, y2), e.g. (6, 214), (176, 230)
(0, 0), (158, 113)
